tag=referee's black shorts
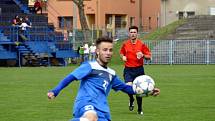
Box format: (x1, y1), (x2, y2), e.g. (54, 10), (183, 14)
(123, 66), (145, 83)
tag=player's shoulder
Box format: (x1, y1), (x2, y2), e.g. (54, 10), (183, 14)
(137, 39), (148, 46)
(121, 40), (131, 49)
(107, 67), (116, 76)
(77, 61), (92, 70)
(88, 61), (98, 66)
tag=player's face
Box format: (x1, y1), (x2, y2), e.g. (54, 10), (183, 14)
(96, 42), (113, 66)
(129, 29), (138, 40)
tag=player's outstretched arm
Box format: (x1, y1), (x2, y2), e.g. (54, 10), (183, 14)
(111, 76), (136, 94)
(48, 74), (77, 98)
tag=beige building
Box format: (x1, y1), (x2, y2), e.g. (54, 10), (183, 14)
(160, 0), (215, 26)
(43, 0), (160, 35)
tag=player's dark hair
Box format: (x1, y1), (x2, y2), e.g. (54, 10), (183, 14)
(129, 26), (138, 32)
(96, 36), (113, 47)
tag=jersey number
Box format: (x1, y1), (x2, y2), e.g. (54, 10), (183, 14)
(103, 80), (109, 90)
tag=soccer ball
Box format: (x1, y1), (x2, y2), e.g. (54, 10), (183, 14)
(133, 75), (155, 97)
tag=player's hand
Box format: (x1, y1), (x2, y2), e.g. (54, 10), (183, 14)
(47, 92), (55, 99)
(151, 88), (160, 96)
(122, 56), (127, 61)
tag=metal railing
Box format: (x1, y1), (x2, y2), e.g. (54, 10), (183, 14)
(2, 26), (215, 64)
(143, 40), (215, 64)
(0, 26), (62, 42)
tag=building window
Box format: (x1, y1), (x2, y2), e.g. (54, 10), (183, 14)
(115, 16), (122, 28)
(105, 14), (112, 25)
(178, 12), (184, 19)
(187, 11), (195, 18)
(130, 17), (135, 26)
(58, 16), (73, 30)
(115, 15), (127, 28)
(148, 17), (151, 30)
(178, 11), (195, 19)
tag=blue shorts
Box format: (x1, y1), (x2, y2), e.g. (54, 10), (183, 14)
(72, 105), (111, 121)
(123, 66), (145, 83)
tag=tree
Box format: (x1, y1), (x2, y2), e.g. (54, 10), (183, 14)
(72, 0), (90, 42)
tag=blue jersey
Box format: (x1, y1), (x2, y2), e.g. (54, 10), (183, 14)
(51, 61), (135, 120)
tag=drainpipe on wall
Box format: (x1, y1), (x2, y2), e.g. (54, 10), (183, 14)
(73, 2), (77, 48)
(139, 0), (143, 32)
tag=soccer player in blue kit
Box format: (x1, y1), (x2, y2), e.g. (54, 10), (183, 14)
(47, 36), (160, 121)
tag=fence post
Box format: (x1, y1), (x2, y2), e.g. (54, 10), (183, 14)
(206, 40), (210, 64)
(18, 50), (21, 67)
(169, 40), (173, 65)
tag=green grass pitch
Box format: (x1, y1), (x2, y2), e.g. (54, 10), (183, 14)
(0, 65), (215, 121)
